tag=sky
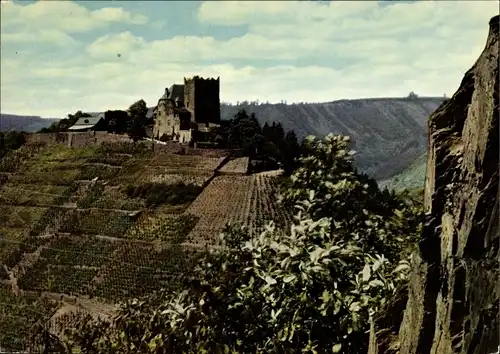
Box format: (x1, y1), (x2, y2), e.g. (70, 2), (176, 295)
(0, 0), (498, 118)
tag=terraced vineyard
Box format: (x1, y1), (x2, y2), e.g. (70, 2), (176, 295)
(0, 284), (58, 351)
(185, 172), (292, 244)
(0, 140), (290, 349)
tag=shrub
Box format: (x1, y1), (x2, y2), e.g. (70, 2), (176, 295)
(0, 131), (26, 159)
(123, 182), (202, 207)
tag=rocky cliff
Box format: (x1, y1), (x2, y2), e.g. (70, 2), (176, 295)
(369, 14), (499, 354)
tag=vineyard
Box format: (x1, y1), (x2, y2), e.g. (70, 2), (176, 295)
(0, 283), (58, 351)
(184, 173), (291, 244)
(0, 140), (290, 349)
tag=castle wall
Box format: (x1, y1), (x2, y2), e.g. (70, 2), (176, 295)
(154, 100), (177, 139)
(184, 76), (220, 125)
(184, 77), (196, 122)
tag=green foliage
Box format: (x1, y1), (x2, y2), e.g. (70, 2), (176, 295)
(226, 109), (300, 174)
(125, 214), (199, 243)
(78, 164), (121, 181)
(77, 182), (106, 208)
(52, 133), (422, 353)
(0, 131), (26, 158)
(123, 182), (202, 207)
(0, 285), (58, 351)
(282, 129), (300, 175)
(280, 134), (421, 261)
(127, 99), (148, 142)
(59, 209), (135, 238)
(229, 109), (263, 154)
(105, 110), (130, 134)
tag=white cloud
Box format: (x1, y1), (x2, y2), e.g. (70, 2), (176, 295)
(198, 1), (496, 40)
(0, 0), (149, 44)
(2, 30), (77, 46)
(0, 58), (466, 118)
(91, 7), (148, 25)
(0, 1), (498, 118)
(87, 32), (147, 59)
(151, 20), (167, 30)
(82, 1), (497, 64)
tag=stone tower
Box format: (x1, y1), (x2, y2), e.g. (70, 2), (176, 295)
(183, 76), (220, 125)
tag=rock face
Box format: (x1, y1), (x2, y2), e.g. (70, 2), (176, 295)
(369, 14), (499, 354)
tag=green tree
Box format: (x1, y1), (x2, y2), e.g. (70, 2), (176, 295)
(281, 130), (300, 175)
(105, 110), (130, 134)
(228, 109), (263, 155)
(127, 99), (148, 142)
(0, 131), (26, 158)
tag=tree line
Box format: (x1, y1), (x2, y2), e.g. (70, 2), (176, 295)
(207, 109), (300, 174)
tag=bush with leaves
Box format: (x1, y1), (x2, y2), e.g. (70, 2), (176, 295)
(279, 134), (421, 261)
(127, 99), (149, 142)
(0, 131), (26, 159)
(54, 134), (422, 353)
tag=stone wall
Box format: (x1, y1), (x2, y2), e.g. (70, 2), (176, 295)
(369, 14), (499, 354)
(151, 141), (231, 157)
(26, 132), (132, 148)
(26, 132), (69, 145)
(26, 132), (232, 158)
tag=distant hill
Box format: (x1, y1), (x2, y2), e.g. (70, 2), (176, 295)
(220, 97), (443, 180)
(2, 96), (444, 180)
(0, 114), (60, 132)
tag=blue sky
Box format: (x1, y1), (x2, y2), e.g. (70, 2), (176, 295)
(1, 0), (497, 118)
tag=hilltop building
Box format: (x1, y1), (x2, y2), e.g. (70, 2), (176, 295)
(67, 113), (106, 131)
(153, 76), (221, 143)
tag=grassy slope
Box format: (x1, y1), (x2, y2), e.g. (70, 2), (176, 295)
(378, 152), (427, 191)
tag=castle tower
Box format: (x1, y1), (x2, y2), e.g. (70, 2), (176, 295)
(183, 76), (220, 125)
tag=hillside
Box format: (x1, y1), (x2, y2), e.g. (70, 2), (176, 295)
(0, 141), (290, 349)
(221, 97), (444, 180)
(379, 152), (427, 191)
(3, 97), (443, 181)
(0, 114), (59, 133)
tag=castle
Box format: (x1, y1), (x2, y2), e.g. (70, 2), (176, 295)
(153, 76), (221, 143)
